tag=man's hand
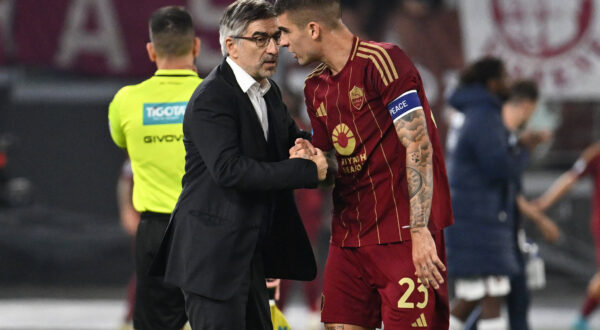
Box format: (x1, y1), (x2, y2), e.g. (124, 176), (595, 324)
(520, 195), (560, 243)
(289, 139), (328, 181)
(266, 278), (280, 301)
(535, 215), (560, 243)
(289, 138), (316, 159)
(410, 227), (445, 290)
(518, 130), (552, 150)
(120, 208), (140, 236)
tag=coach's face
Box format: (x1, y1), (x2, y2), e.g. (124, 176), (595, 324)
(277, 12), (317, 66)
(226, 17), (280, 82)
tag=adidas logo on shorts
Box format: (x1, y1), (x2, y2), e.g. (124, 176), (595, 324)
(411, 313), (427, 327)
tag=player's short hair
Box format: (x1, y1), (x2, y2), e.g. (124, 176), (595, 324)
(274, 0), (341, 29)
(508, 80), (539, 103)
(219, 0), (276, 56)
(459, 57), (505, 87)
(149, 6), (195, 57)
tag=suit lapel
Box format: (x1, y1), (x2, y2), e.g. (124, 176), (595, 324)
(220, 59), (268, 147)
(264, 89), (284, 159)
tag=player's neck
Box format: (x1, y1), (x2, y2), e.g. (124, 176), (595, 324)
(321, 28), (355, 76)
(155, 54), (197, 72)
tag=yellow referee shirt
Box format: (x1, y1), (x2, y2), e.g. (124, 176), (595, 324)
(108, 69), (202, 213)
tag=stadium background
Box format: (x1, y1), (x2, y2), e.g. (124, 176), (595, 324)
(0, 0), (599, 328)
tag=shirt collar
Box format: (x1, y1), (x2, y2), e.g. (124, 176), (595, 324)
(226, 57), (271, 96)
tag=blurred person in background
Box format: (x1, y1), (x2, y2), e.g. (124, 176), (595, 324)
(458, 80), (560, 330)
(276, 0), (454, 328)
(535, 141), (600, 330)
(340, 0), (443, 39)
(502, 80), (560, 330)
(115, 159), (139, 330)
(0, 134), (7, 207)
(108, 6), (202, 330)
(150, 1), (327, 329)
(117, 159), (139, 240)
(445, 57), (520, 330)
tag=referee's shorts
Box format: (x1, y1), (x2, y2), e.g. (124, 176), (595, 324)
(134, 211), (187, 330)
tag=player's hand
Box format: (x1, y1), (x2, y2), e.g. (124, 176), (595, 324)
(530, 197), (550, 212)
(410, 227), (445, 290)
(312, 148), (328, 181)
(518, 130), (552, 150)
(120, 209), (140, 237)
(266, 278), (280, 301)
(536, 216), (561, 243)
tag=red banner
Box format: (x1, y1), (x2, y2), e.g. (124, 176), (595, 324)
(460, 0), (600, 100)
(4, 0), (232, 77)
(0, 0), (465, 115)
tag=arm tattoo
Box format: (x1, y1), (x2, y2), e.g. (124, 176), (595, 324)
(394, 109), (434, 230)
(407, 167), (423, 198)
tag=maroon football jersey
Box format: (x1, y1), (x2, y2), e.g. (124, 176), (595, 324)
(577, 154), (600, 225)
(304, 37), (453, 247)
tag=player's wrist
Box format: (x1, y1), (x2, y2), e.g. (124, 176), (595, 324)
(410, 226), (430, 236)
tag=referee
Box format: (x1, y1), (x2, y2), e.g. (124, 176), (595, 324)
(108, 6), (202, 330)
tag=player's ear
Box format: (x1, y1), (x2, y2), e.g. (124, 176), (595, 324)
(308, 21), (320, 40)
(146, 42), (157, 63)
(193, 37), (201, 58)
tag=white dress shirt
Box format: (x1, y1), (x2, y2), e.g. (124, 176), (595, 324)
(226, 57), (271, 140)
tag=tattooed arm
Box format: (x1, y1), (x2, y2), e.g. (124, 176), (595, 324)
(396, 109), (433, 229)
(395, 109), (445, 289)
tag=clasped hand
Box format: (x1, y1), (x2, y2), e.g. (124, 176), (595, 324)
(289, 138), (328, 181)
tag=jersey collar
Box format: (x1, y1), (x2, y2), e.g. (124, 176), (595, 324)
(154, 69), (198, 77)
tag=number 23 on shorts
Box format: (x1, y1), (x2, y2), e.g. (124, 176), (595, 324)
(397, 277), (428, 309)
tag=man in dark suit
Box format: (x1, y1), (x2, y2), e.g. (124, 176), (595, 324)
(151, 1), (328, 329)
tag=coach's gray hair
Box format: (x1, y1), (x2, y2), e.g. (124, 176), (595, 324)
(219, 0), (276, 56)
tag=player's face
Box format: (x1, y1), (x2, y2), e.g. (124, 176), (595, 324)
(277, 13), (316, 66)
(517, 100), (537, 128)
(228, 18), (279, 81)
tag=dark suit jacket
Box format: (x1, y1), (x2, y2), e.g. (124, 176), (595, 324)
(151, 58), (318, 301)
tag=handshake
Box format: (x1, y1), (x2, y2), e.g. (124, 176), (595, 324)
(289, 138), (328, 181)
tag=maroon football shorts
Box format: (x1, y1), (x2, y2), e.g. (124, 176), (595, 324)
(321, 232), (449, 329)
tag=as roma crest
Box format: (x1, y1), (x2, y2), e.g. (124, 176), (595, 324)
(349, 86), (365, 110)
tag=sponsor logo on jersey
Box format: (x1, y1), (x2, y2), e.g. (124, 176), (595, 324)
(340, 152), (367, 175)
(143, 134), (184, 143)
(332, 123), (356, 156)
(388, 90), (422, 122)
(349, 85), (365, 110)
(143, 102), (187, 125)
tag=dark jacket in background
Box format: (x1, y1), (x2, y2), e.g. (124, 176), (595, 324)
(444, 84), (528, 277)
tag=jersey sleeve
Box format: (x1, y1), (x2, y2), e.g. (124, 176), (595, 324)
(368, 45), (425, 123)
(108, 87), (127, 149)
(575, 154), (600, 178)
(304, 84), (332, 151)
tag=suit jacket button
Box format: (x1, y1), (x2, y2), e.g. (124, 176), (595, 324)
(498, 211), (507, 222)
